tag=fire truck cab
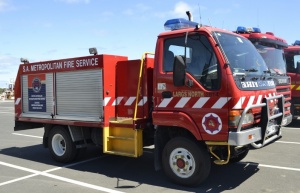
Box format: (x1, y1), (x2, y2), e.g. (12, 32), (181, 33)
(235, 26), (292, 128)
(285, 40), (300, 120)
(14, 18), (284, 186)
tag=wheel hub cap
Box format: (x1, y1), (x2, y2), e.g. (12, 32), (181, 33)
(169, 148), (196, 178)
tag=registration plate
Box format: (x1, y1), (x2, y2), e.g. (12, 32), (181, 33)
(282, 118), (287, 126)
(266, 123), (277, 136)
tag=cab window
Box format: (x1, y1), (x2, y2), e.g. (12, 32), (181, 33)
(163, 35), (220, 90)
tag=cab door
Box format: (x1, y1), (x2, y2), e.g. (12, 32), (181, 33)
(153, 33), (229, 141)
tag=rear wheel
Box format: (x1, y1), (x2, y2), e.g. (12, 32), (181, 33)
(162, 137), (211, 186)
(48, 126), (77, 163)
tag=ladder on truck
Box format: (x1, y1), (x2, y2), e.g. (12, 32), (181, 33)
(103, 52), (154, 157)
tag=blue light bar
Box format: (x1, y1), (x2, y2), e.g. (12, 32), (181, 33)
(164, 18), (198, 31)
(252, 27), (261, 33)
(236, 26), (247, 33)
(295, 40), (300, 45)
(236, 26), (261, 33)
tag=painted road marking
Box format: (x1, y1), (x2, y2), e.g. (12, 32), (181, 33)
(276, 141), (300, 145)
(283, 128), (300, 130)
(12, 133), (43, 139)
(0, 112), (14, 114)
(0, 157), (123, 193)
(241, 162), (300, 172)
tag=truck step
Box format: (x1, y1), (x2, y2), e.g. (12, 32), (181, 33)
(103, 118), (143, 157)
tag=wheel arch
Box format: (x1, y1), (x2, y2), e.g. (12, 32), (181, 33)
(152, 111), (203, 140)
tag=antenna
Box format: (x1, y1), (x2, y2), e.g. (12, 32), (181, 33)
(198, 3), (202, 25)
(257, 9), (259, 27)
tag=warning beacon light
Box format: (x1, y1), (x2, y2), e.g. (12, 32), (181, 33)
(20, 58), (29, 64)
(89, 47), (98, 55)
(164, 18), (198, 31)
(236, 26), (261, 33)
(294, 40), (300, 46)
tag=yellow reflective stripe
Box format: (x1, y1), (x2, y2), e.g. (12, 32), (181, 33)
(291, 85), (295, 89)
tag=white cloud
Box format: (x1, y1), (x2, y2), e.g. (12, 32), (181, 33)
(0, 0), (14, 12)
(172, 2), (192, 17)
(154, 2), (200, 19)
(0, 0), (7, 11)
(0, 55), (19, 87)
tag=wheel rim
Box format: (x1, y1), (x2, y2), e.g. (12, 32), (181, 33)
(52, 133), (66, 156)
(169, 147), (196, 178)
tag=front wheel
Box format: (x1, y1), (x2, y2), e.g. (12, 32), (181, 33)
(48, 126), (77, 163)
(162, 137), (211, 186)
(230, 148), (249, 163)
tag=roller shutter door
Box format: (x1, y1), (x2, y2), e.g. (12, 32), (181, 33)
(56, 69), (103, 121)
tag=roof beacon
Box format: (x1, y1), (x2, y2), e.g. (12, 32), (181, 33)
(236, 26), (261, 33)
(164, 18), (198, 31)
(294, 40), (300, 46)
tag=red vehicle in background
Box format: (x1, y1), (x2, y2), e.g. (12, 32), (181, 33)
(284, 40), (300, 120)
(234, 27), (292, 148)
(235, 27), (292, 127)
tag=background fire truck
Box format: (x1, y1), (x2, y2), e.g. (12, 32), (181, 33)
(234, 27), (292, 147)
(14, 17), (284, 186)
(285, 40), (300, 120)
(235, 27), (292, 124)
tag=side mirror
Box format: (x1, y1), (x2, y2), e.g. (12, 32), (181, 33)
(173, 55), (186, 86)
(297, 61), (300, 74)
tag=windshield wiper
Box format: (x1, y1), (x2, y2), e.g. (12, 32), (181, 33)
(267, 69), (284, 76)
(245, 68), (258, 72)
(262, 70), (273, 80)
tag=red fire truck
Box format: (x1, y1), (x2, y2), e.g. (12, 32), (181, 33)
(284, 40), (300, 120)
(234, 27), (292, 147)
(235, 27), (292, 123)
(14, 18), (284, 186)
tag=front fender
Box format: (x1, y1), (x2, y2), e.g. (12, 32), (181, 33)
(152, 111), (203, 140)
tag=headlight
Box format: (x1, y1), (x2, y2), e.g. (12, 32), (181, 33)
(229, 110), (254, 127)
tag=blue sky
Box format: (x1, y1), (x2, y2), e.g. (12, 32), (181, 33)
(0, 0), (299, 88)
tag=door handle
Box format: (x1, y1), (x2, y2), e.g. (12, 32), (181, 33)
(162, 91), (172, 98)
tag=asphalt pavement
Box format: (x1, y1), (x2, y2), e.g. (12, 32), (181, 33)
(1, 100), (300, 193)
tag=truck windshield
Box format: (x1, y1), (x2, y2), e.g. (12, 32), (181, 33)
(214, 32), (268, 75)
(255, 45), (287, 75)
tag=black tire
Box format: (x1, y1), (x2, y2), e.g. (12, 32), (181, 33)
(162, 137), (211, 186)
(230, 148), (249, 163)
(48, 126), (77, 163)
